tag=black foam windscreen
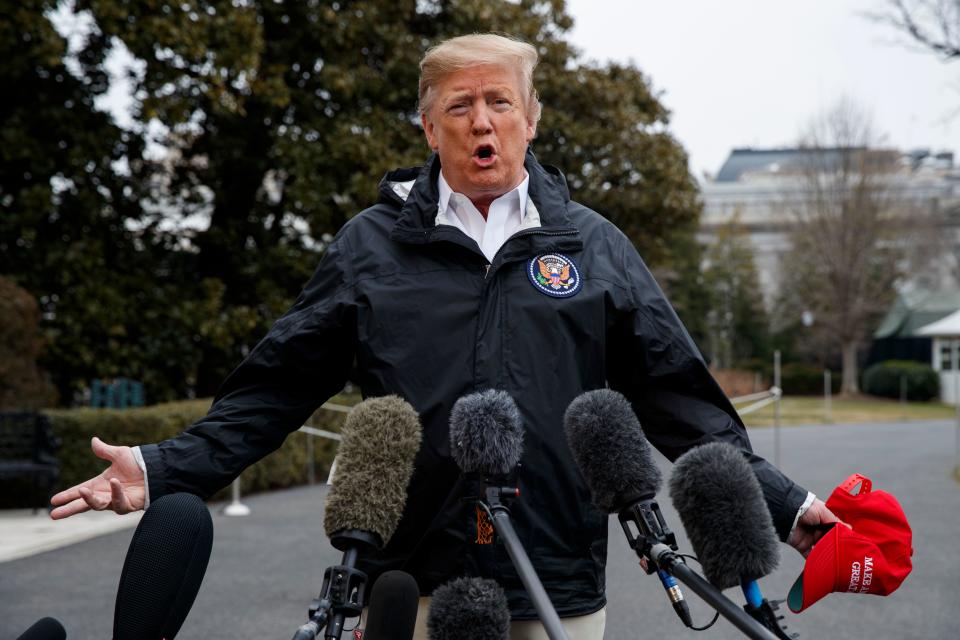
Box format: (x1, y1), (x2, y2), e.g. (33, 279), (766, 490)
(427, 577), (510, 640)
(363, 570), (420, 640)
(113, 492), (213, 640)
(668, 442), (780, 589)
(323, 395), (422, 546)
(448, 390), (523, 476)
(563, 389), (662, 513)
(14, 617), (65, 640)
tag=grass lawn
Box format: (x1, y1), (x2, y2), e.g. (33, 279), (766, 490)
(320, 387), (956, 429)
(740, 395), (957, 427)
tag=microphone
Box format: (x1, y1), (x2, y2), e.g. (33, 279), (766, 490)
(448, 390), (569, 640)
(113, 492), (213, 640)
(449, 389), (523, 477)
(564, 389), (777, 639)
(293, 395), (422, 640)
(669, 442), (795, 639)
(15, 617), (66, 640)
(362, 570), (420, 640)
(563, 389), (691, 627)
(427, 577), (510, 640)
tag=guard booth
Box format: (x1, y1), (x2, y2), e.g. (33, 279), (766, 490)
(918, 310), (960, 405)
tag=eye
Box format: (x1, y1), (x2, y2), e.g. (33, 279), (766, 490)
(447, 102), (469, 115)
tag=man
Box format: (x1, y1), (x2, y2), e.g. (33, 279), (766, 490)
(52, 34), (836, 639)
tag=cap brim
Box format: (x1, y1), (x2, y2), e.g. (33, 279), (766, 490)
(789, 526), (840, 613)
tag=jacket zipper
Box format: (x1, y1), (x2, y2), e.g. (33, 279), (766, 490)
(483, 227), (579, 281)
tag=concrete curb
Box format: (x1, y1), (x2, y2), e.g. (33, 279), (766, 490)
(0, 508), (142, 564)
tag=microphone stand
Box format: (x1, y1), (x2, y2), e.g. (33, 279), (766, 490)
(291, 530), (378, 640)
(478, 485), (571, 640)
(617, 499), (778, 640)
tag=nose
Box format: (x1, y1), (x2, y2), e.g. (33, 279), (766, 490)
(471, 103), (493, 135)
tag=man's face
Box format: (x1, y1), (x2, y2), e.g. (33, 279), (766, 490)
(422, 64), (536, 206)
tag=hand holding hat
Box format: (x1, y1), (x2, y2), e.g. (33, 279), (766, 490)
(788, 474), (913, 613)
(787, 497), (841, 558)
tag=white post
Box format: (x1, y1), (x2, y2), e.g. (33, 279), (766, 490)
(774, 350), (782, 468)
(223, 477), (251, 516)
(824, 369), (832, 424)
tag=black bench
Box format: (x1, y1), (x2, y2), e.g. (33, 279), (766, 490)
(0, 412), (61, 513)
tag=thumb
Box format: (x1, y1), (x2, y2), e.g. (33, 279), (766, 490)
(91, 436), (122, 463)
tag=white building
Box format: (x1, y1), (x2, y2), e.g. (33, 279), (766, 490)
(698, 148), (960, 304)
(918, 311), (960, 405)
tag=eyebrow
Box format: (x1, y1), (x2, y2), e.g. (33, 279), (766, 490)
(444, 86), (516, 104)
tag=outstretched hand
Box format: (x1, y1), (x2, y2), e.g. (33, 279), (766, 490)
(787, 498), (840, 557)
(50, 437), (145, 519)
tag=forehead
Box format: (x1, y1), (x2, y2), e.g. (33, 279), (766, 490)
(434, 64), (524, 97)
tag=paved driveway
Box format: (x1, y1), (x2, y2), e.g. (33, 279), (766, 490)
(1, 420), (957, 639)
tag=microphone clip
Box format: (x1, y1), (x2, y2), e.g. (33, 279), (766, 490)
(617, 497), (679, 574)
(311, 563), (368, 621)
(744, 599), (799, 640)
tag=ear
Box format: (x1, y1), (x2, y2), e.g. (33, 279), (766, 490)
(526, 116), (536, 142)
(421, 112), (439, 151)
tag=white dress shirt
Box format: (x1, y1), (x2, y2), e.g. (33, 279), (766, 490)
(435, 170), (541, 262)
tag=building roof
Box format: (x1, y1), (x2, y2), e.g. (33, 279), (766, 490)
(874, 289), (960, 339)
(714, 148), (855, 183)
(917, 309), (960, 336)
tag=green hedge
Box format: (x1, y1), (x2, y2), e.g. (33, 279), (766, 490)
(5, 397), (352, 508)
(862, 360), (940, 402)
(776, 363), (840, 396)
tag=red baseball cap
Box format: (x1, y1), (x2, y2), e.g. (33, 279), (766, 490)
(788, 473), (913, 613)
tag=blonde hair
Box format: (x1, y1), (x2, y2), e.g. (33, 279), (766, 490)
(418, 34), (542, 125)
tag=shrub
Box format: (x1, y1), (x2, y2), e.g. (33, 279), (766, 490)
(780, 363), (841, 396)
(0, 397), (351, 508)
(862, 361), (940, 402)
(0, 276), (57, 409)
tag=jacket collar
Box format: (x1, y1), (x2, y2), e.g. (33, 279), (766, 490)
(385, 149), (577, 245)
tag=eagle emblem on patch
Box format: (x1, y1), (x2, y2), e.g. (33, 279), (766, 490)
(527, 253), (582, 298)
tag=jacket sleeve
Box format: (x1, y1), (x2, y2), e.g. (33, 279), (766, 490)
(606, 238), (807, 541)
(140, 235), (358, 502)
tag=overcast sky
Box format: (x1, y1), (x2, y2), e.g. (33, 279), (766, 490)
(564, 0), (960, 179)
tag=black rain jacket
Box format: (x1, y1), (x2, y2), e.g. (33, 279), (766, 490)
(141, 151), (807, 619)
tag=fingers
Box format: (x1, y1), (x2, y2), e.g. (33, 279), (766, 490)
(110, 478), (134, 514)
(51, 484), (83, 507)
(90, 436), (120, 462)
(50, 498), (92, 520)
(79, 486), (112, 511)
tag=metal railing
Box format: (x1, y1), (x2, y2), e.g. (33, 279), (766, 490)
(222, 401), (352, 516)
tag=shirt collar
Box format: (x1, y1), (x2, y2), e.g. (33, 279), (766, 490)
(437, 170), (529, 222)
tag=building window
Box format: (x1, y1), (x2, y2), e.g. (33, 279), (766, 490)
(942, 344), (955, 371)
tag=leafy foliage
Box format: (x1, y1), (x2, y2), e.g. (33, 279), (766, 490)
(863, 360), (940, 401)
(5, 0), (705, 404)
(701, 214), (769, 367)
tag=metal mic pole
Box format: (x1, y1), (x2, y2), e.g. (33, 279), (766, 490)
(649, 544), (778, 640)
(482, 488), (570, 640)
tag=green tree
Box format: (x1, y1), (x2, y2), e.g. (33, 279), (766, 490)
(0, 0), (154, 403)
(7, 0), (705, 402)
(702, 213), (770, 368)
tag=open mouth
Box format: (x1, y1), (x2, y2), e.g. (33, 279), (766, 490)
(475, 145), (495, 160)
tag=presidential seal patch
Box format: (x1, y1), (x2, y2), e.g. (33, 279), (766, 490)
(527, 253), (582, 298)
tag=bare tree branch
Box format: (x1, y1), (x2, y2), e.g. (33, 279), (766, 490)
(871, 0), (960, 59)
